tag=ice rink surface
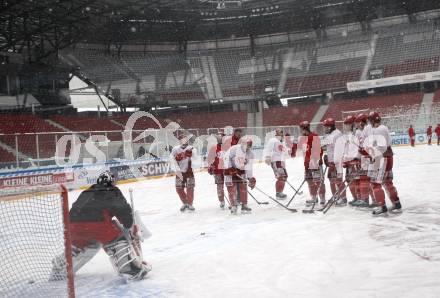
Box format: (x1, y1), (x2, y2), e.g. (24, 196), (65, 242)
(70, 145), (440, 298)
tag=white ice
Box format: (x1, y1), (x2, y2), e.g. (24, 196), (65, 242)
(70, 145), (440, 298)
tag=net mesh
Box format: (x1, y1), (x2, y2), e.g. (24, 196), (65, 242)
(0, 186), (73, 298)
(341, 108), (370, 120)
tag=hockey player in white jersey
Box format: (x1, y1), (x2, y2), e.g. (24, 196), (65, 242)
(170, 134), (196, 212)
(362, 111), (402, 215)
(224, 137), (256, 214)
(339, 115), (365, 206)
(263, 128), (288, 199)
(322, 118), (347, 206)
(348, 113), (372, 207)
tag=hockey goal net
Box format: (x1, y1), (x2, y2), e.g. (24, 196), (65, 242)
(0, 185), (75, 298)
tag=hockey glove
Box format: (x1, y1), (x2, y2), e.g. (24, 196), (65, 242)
(185, 149), (193, 158)
(248, 177), (256, 189)
(175, 153), (185, 161)
(207, 165), (214, 175)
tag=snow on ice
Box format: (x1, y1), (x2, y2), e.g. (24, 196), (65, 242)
(70, 145), (440, 298)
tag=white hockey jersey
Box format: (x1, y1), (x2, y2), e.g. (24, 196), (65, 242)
(170, 145), (195, 173)
(263, 137), (287, 162)
(225, 144), (254, 178)
(363, 124), (392, 158)
(323, 129), (342, 163)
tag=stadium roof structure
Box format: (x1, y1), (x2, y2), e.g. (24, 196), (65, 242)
(1, 0), (439, 61)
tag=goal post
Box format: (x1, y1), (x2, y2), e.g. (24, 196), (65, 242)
(0, 185), (75, 298)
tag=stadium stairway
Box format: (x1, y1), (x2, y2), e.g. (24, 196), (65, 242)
(415, 92), (434, 128)
(277, 48), (295, 94)
(45, 119), (71, 132)
(0, 139), (29, 162)
(361, 33), (379, 81)
(207, 56), (224, 99)
(311, 104), (330, 123)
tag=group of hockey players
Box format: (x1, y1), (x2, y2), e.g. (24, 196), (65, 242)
(170, 128), (256, 214)
(59, 110), (404, 282)
(168, 110), (402, 217)
(408, 123), (440, 146)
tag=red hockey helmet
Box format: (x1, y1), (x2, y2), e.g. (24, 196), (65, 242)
(299, 120), (310, 130)
(322, 118), (336, 127)
(368, 111), (381, 122)
(355, 113), (368, 123)
(343, 115), (356, 125)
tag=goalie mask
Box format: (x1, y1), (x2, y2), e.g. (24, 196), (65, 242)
(97, 171), (115, 186)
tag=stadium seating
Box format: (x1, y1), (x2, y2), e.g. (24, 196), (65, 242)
(61, 20), (440, 103)
(0, 147), (16, 163)
(0, 114), (61, 159)
(371, 22), (440, 78)
(51, 115), (123, 140)
(263, 102), (321, 126)
(322, 92), (424, 120)
(165, 111), (247, 132)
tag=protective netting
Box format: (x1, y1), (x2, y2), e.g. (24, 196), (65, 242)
(0, 186), (74, 298)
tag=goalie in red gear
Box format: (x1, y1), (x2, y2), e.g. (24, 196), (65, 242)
(263, 128), (289, 200)
(170, 134), (196, 212)
(298, 121), (326, 206)
(51, 171), (151, 281)
(225, 137), (256, 214)
(207, 130), (227, 209)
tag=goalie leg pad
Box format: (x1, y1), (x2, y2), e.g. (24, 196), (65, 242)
(50, 242), (101, 281)
(104, 237), (151, 280)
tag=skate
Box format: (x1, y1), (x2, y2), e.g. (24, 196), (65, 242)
(389, 200), (402, 213)
(320, 199), (326, 205)
(127, 262), (152, 281)
(230, 205), (238, 215)
(276, 192), (287, 200)
(348, 199), (358, 206)
(372, 205), (388, 216)
(187, 204), (195, 212)
(335, 198), (347, 207)
(180, 204), (188, 212)
(352, 199), (369, 207)
(220, 201), (225, 209)
(241, 204), (252, 214)
(306, 197), (318, 206)
(369, 201), (379, 208)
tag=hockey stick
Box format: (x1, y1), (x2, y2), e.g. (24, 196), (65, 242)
(319, 180), (353, 214)
(302, 166), (328, 214)
(286, 179), (306, 207)
(129, 189), (144, 263)
(247, 190), (270, 205)
(252, 186), (297, 212)
(286, 181), (303, 195)
(234, 174), (270, 205)
(223, 192), (234, 210)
